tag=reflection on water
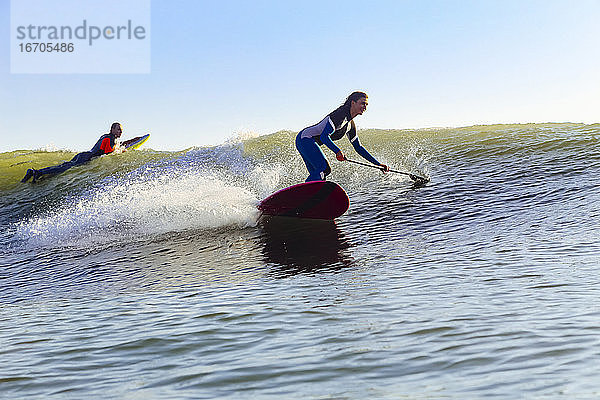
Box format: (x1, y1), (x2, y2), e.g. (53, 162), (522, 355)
(2, 219), (359, 303)
(258, 216), (355, 276)
(0, 228), (265, 304)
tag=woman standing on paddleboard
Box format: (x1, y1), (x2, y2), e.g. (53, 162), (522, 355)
(296, 91), (389, 182)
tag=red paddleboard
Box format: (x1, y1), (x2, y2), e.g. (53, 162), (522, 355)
(258, 181), (349, 220)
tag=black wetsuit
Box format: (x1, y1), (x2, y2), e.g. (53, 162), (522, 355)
(35, 134), (116, 178)
(295, 104), (381, 182)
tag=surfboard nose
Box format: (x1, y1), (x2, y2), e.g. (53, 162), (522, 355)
(258, 181), (349, 220)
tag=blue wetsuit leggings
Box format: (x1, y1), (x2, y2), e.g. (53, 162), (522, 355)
(37, 151), (95, 176)
(295, 133), (331, 182)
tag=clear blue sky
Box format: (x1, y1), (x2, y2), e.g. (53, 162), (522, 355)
(1, 0), (599, 152)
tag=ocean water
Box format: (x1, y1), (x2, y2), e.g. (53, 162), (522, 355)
(1, 123), (599, 399)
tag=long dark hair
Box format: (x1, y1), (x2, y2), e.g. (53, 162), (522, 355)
(342, 91), (367, 108)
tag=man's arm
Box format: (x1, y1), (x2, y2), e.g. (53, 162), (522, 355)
(121, 136), (144, 148)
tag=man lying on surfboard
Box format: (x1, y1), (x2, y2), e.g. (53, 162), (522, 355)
(295, 91), (389, 182)
(21, 122), (130, 183)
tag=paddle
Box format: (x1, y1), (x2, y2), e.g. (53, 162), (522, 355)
(344, 158), (430, 185)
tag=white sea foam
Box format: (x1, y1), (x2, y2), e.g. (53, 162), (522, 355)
(16, 169), (260, 247)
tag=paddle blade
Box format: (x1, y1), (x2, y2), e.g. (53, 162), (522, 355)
(409, 174), (429, 185)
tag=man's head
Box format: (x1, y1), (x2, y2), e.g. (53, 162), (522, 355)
(110, 122), (122, 138)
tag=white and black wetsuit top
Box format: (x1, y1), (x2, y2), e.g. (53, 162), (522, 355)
(298, 104), (380, 165)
